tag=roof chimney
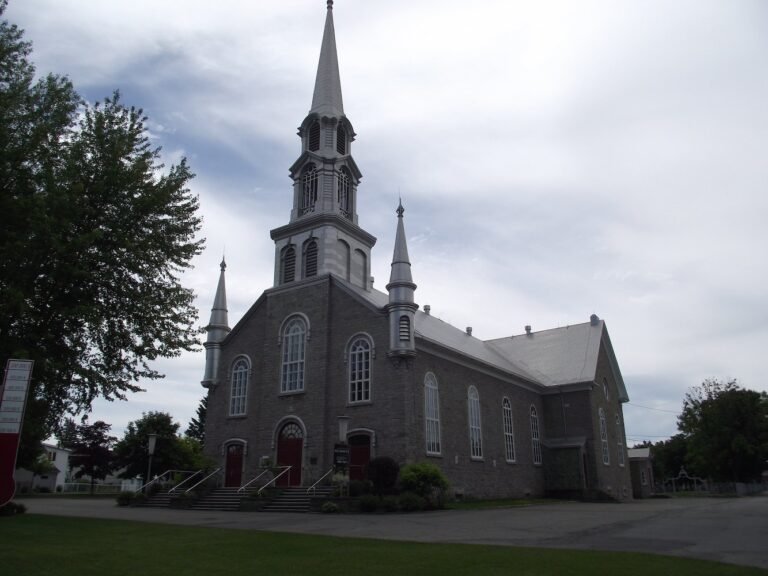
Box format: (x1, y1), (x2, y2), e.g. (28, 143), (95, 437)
(424, 305), (431, 315)
(525, 325), (532, 335)
(466, 327), (472, 336)
(590, 314), (599, 326)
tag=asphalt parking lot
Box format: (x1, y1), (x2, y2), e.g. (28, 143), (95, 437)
(22, 494), (768, 569)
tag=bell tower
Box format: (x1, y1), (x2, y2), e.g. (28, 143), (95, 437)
(270, 1), (376, 290)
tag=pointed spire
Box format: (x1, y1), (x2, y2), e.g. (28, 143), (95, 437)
(389, 200), (413, 286)
(310, 0), (344, 117)
(207, 257), (229, 332)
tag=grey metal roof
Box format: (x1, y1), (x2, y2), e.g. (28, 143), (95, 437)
(310, 3), (344, 118)
(486, 322), (604, 387)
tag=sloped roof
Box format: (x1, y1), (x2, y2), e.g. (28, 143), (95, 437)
(628, 447), (651, 459)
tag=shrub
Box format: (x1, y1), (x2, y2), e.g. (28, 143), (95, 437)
(321, 501), (340, 514)
(398, 491), (426, 512)
(116, 492), (135, 507)
(0, 501), (26, 516)
(348, 479), (372, 497)
(358, 494), (379, 513)
(366, 456), (399, 497)
(378, 495), (398, 513)
(399, 462), (449, 508)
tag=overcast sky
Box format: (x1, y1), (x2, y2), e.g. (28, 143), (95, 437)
(7, 0), (768, 446)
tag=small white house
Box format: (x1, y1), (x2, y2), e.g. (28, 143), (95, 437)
(15, 443), (72, 492)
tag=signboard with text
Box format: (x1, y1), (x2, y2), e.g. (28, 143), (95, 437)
(0, 359), (34, 507)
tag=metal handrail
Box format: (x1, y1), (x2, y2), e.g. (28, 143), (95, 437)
(307, 467), (335, 495)
(168, 469), (204, 494)
(184, 467), (222, 495)
(257, 466), (291, 495)
(237, 469), (274, 494)
(135, 469), (201, 494)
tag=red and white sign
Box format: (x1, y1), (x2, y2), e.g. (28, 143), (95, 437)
(0, 359), (34, 507)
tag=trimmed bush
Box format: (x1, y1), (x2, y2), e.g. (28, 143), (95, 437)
(366, 456), (399, 497)
(398, 491), (426, 512)
(348, 479), (372, 497)
(0, 501), (26, 516)
(379, 495), (398, 513)
(399, 462), (449, 508)
(358, 494), (379, 513)
(116, 492), (135, 507)
(321, 501), (340, 514)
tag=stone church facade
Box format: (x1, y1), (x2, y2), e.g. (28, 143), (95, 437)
(201, 2), (632, 500)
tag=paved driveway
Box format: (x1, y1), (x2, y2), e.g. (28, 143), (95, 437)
(23, 494), (768, 569)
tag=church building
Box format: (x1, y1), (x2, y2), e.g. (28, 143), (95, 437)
(201, 1), (632, 501)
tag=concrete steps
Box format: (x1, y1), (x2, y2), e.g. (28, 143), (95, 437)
(263, 486), (335, 513)
(190, 487), (245, 511)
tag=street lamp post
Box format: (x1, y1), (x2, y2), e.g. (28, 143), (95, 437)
(145, 433), (158, 494)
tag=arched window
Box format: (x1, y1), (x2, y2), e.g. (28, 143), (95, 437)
(399, 315), (410, 341)
(337, 168), (351, 218)
(424, 373), (441, 455)
(308, 120), (320, 151)
(229, 358), (249, 416)
(303, 239), (318, 278)
(616, 413), (625, 467)
(301, 164), (318, 215)
(336, 123), (347, 155)
(281, 317), (307, 393)
(530, 405), (542, 465)
(468, 386), (482, 459)
(502, 397), (516, 463)
(348, 337), (372, 403)
(599, 407), (610, 465)
(281, 245), (296, 284)
(603, 377), (610, 401)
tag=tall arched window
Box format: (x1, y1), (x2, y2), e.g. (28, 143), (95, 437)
(308, 120), (320, 151)
(336, 123), (347, 155)
(424, 373), (441, 455)
(337, 168), (351, 218)
(348, 337), (372, 403)
(281, 317), (307, 393)
(303, 239), (318, 278)
(301, 164), (318, 215)
(399, 315), (410, 341)
(281, 245), (296, 284)
(616, 413), (625, 467)
(468, 386), (482, 459)
(599, 407), (610, 465)
(502, 397), (516, 463)
(530, 405), (542, 465)
(229, 358), (249, 416)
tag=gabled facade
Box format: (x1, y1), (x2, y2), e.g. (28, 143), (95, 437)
(201, 2), (632, 500)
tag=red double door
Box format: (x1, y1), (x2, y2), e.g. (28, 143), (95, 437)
(348, 434), (371, 481)
(224, 444), (244, 488)
(276, 423), (303, 487)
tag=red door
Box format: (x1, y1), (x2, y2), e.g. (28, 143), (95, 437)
(224, 444), (244, 487)
(349, 434), (371, 481)
(276, 423), (303, 487)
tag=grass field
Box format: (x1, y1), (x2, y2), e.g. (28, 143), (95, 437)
(1, 514), (765, 576)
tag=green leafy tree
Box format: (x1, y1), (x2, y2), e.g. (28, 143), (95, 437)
(678, 378), (768, 483)
(649, 434), (688, 481)
(113, 412), (208, 480)
(185, 395), (208, 443)
(0, 3), (204, 466)
(60, 418), (117, 494)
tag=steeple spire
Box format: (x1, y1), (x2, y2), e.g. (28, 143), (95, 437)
(386, 202), (418, 359)
(201, 258), (231, 388)
(310, 0), (344, 118)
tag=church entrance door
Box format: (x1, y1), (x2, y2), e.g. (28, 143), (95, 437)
(224, 444), (244, 487)
(276, 422), (303, 487)
(348, 434), (371, 481)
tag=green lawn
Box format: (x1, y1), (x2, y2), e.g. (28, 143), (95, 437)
(1, 514), (765, 576)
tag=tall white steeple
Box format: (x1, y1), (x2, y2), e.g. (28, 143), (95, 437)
(270, 1), (376, 290)
(201, 258), (231, 388)
(386, 201), (418, 358)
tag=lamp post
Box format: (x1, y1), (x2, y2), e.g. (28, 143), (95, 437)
(145, 433), (158, 493)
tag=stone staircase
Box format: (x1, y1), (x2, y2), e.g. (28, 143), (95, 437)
(262, 486), (335, 513)
(190, 487), (245, 511)
(140, 490), (172, 508)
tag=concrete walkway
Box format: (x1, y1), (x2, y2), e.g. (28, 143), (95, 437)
(22, 494), (768, 570)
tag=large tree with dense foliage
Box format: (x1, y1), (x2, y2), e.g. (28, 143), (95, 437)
(678, 378), (768, 483)
(0, 2), (203, 465)
(113, 412), (209, 480)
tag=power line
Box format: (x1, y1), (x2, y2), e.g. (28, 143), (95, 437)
(626, 402), (679, 414)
